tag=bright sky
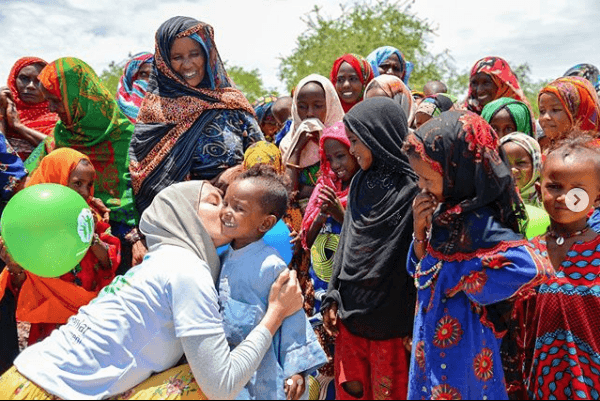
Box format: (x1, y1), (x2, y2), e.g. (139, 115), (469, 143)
(1, 0), (599, 95)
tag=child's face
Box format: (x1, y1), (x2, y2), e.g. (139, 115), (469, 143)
(414, 112), (433, 129)
(68, 161), (95, 200)
(490, 109), (517, 139)
(408, 154), (444, 202)
(296, 82), (327, 123)
(539, 152), (600, 225)
(345, 129), (373, 171)
(501, 142), (534, 190)
(220, 179), (275, 249)
(538, 93), (571, 140)
(323, 139), (359, 185)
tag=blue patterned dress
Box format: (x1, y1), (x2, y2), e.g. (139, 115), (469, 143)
(407, 242), (552, 400)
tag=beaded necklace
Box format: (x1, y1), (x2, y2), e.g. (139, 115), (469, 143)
(414, 260), (444, 290)
(547, 224), (590, 246)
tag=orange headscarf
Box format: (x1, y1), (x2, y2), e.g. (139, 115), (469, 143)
(538, 76), (600, 133)
(26, 148), (94, 197)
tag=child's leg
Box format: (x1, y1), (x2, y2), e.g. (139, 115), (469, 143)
(369, 337), (410, 400)
(334, 322), (372, 400)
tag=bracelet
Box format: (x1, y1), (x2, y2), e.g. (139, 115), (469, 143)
(412, 232), (428, 244)
(125, 227), (145, 245)
(286, 162), (302, 169)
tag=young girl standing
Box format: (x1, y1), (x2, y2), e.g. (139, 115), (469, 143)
(403, 111), (552, 400)
(523, 136), (600, 399)
(322, 97), (419, 400)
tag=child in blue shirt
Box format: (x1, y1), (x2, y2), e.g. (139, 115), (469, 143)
(219, 164), (327, 400)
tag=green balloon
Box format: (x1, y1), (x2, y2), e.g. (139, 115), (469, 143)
(1, 184), (94, 278)
(525, 204), (550, 240)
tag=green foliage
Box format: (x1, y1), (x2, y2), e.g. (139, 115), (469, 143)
(226, 64), (277, 104)
(512, 62), (551, 118)
(99, 61), (124, 97)
(278, 0), (450, 91)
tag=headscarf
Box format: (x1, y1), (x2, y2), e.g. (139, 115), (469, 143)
(38, 58), (137, 227)
(365, 74), (414, 123)
(116, 52), (154, 123)
(407, 111), (527, 261)
(26, 148), (92, 193)
(243, 141), (284, 174)
(415, 93), (455, 118)
(481, 97), (536, 137)
(330, 54), (374, 113)
(366, 46), (413, 86)
(253, 95), (278, 126)
(538, 76), (600, 133)
(301, 122), (351, 249)
(0, 132), (27, 205)
(280, 74), (345, 168)
(500, 132), (542, 207)
(140, 180), (221, 284)
(129, 17), (256, 214)
(563, 64), (599, 87)
(322, 97), (419, 340)
(464, 56), (528, 114)
(7, 57), (59, 157)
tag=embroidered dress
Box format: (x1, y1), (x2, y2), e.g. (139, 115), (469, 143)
(526, 236), (600, 400)
(407, 241), (551, 400)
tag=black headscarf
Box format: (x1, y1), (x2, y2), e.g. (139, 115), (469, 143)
(407, 110), (527, 261)
(321, 97), (419, 340)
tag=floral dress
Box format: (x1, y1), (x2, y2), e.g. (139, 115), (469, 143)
(407, 242), (552, 400)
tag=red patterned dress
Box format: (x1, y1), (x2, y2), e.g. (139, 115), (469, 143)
(526, 236), (600, 400)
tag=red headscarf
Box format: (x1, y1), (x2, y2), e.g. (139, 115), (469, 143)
(301, 122), (352, 249)
(538, 76), (600, 133)
(7, 57), (59, 137)
(330, 54), (374, 113)
(464, 56), (528, 114)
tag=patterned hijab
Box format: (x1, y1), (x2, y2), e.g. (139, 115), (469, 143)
(140, 181), (221, 284)
(366, 46), (413, 86)
(38, 58), (137, 227)
(365, 74), (414, 123)
(116, 52), (154, 123)
(129, 17), (255, 214)
(253, 95), (278, 126)
(330, 54), (374, 113)
(243, 141), (284, 174)
(563, 64), (599, 87)
(415, 94), (455, 118)
(301, 122), (352, 248)
(538, 76), (600, 134)
(481, 97), (536, 137)
(280, 74), (345, 168)
(407, 111), (527, 261)
(464, 57), (528, 114)
(500, 132), (542, 207)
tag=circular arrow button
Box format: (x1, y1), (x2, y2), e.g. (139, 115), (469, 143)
(565, 188), (590, 213)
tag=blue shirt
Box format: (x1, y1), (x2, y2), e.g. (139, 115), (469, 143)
(219, 239), (327, 400)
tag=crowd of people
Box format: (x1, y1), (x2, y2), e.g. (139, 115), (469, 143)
(0, 14), (599, 400)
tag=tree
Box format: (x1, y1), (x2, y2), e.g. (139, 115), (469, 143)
(226, 64), (276, 104)
(278, 0), (452, 91)
(512, 62), (551, 118)
(99, 61), (125, 97)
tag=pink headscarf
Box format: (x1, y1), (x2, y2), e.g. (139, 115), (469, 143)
(301, 122), (352, 249)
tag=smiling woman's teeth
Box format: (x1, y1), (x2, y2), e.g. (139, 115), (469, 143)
(184, 72), (197, 79)
(223, 221), (235, 228)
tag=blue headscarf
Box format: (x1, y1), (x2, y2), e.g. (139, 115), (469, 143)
(367, 46), (413, 86)
(116, 52), (154, 123)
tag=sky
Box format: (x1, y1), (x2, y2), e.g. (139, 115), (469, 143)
(1, 0), (599, 94)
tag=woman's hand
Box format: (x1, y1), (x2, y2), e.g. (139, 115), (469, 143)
(323, 301), (339, 337)
(318, 186), (345, 223)
(262, 269), (303, 335)
(131, 240), (148, 267)
(4, 98), (22, 130)
(412, 191), (437, 259)
(292, 130), (319, 156)
(284, 374), (306, 400)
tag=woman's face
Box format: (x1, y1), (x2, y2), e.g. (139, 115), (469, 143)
(470, 72), (498, 108)
(378, 53), (404, 80)
(538, 93), (571, 140)
(335, 61), (363, 105)
(409, 154), (445, 203)
(490, 108), (517, 138)
(501, 142), (534, 190)
(296, 82), (327, 123)
(15, 64), (45, 104)
(40, 84), (68, 123)
(170, 37), (206, 87)
(136, 62), (153, 82)
(197, 182), (231, 248)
